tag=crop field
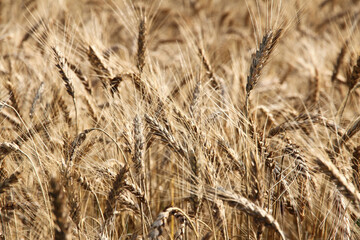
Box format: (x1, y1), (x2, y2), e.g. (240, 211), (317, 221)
(1, 0), (360, 239)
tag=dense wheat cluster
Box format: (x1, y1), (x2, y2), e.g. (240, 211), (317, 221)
(2, 0), (360, 239)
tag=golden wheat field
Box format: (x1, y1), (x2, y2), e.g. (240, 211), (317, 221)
(2, 0), (360, 239)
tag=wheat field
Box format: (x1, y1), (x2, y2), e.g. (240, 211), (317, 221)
(1, 0), (360, 239)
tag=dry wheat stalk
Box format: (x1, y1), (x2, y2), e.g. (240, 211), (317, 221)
(5, 1), (360, 239)
(250, 134), (268, 239)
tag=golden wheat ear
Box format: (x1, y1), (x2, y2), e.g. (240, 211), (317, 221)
(137, 16), (147, 74)
(87, 46), (111, 89)
(245, 29), (282, 117)
(52, 47), (78, 134)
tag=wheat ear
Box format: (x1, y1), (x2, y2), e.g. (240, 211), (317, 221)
(315, 157), (360, 206)
(0, 171), (20, 195)
(245, 29), (282, 117)
(337, 56), (360, 121)
(210, 187), (287, 240)
(29, 82), (44, 119)
(148, 207), (197, 239)
(87, 46), (111, 89)
(52, 47), (78, 135)
(136, 16), (147, 74)
(49, 176), (71, 240)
